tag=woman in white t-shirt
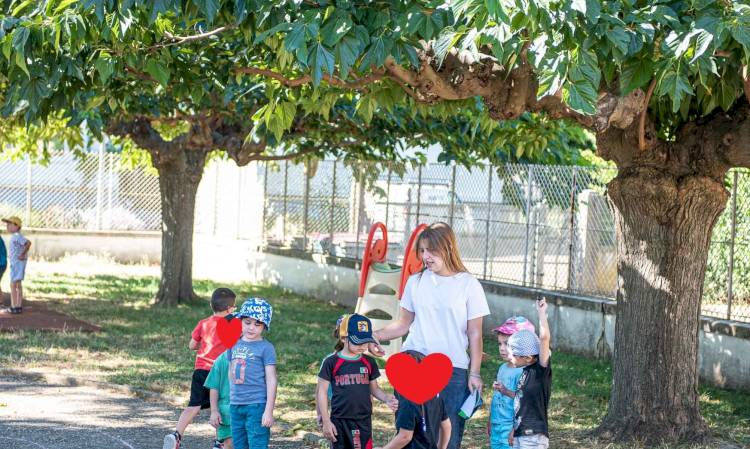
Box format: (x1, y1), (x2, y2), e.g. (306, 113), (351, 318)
(372, 222), (490, 449)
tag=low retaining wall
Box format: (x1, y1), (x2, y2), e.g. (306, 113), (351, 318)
(23, 229), (161, 265)
(226, 246), (749, 391)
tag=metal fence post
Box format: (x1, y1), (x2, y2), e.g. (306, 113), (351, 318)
(107, 152), (114, 230)
(96, 143), (105, 231)
(483, 167), (493, 280)
(354, 165), (364, 260)
(329, 161), (337, 251)
(567, 167), (579, 291)
(449, 164), (457, 227)
(522, 166), (534, 286)
(283, 160), (289, 246)
(303, 162), (311, 252)
(25, 155), (32, 226)
(727, 170), (738, 320)
(416, 165), (423, 224)
(385, 164), (392, 230)
(261, 162), (269, 246)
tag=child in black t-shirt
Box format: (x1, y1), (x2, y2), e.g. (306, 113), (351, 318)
(507, 299), (551, 449)
(374, 351), (452, 449)
(317, 314), (399, 449)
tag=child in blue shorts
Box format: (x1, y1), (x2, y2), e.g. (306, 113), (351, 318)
(227, 298), (277, 449)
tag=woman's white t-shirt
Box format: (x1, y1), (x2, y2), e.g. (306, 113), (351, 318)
(400, 270), (490, 369)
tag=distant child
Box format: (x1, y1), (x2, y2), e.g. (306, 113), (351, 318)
(0, 229), (7, 306)
(489, 317), (536, 449)
(317, 313), (398, 449)
(227, 297), (277, 449)
(206, 349), (233, 449)
(164, 288), (237, 449)
(2, 217), (30, 314)
(374, 350), (452, 449)
(508, 299), (551, 449)
(316, 314), (349, 428)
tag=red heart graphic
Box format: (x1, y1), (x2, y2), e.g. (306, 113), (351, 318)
(217, 317), (242, 349)
(385, 353), (453, 405)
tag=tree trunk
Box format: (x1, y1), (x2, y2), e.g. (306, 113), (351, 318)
(153, 148), (208, 305)
(597, 164), (729, 444)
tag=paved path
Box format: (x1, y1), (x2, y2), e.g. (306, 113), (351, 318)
(0, 374), (306, 449)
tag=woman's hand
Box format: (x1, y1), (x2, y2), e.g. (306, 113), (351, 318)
(368, 332), (386, 357)
(469, 373), (483, 392)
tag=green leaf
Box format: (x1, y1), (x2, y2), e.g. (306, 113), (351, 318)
(145, 59), (171, 87)
(336, 34), (360, 79)
(11, 27), (30, 54)
(15, 52), (30, 77)
(718, 81), (738, 112)
(94, 52), (115, 83)
(285, 23), (306, 52)
(253, 22), (292, 45)
(321, 13), (353, 47)
(355, 94), (377, 123)
(658, 70), (694, 113)
(585, 0), (601, 23)
(193, 0), (220, 23)
(234, 0), (250, 24)
(359, 36), (387, 70)
(563, 80), (597, 114)
(607, 27), (630, 56)
(309, 43), (335, 86)
(434, 27), (463, 67)
(484, 0), (509, 22)
(620, 60), (653, 95)
(150, 0), (170, 23)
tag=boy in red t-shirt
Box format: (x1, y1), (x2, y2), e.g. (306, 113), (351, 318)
(164, 288), (236, 449)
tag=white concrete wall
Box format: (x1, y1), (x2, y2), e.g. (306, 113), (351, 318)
(193, 247), (750, 391)
(24, 229), (160, 264)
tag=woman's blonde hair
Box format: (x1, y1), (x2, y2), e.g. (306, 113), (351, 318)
(416, 222), (468, 274)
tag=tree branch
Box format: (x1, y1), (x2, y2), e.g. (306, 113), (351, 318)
(146, 26), (233, 51)
(235, 67), (384, 89)
(639, 78), (657, 151)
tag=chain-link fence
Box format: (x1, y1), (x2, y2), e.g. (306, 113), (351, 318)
(0, 151), (160, 231)
(260, 160), (750, 322)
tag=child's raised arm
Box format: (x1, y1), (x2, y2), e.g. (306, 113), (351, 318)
(369, 380), (398, 411)
(537, 298), (551, 367)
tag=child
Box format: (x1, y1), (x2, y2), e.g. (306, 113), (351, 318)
(508, 299), (551, 449)
(227, 297), (277, 449)
(316, 314), (349, 428)
(0, 230), (6, 307)
(317, 313), (399, 449)
(2, 217), (30, 314)
(489, 317), (536, 449)
(206, 348), (233, 449)
(375, 350), (452, 449)
(164, 288), (237, 449)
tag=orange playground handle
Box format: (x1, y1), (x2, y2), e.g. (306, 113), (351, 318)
(398, 224), (428, 299)
(359, 222), (388, 298)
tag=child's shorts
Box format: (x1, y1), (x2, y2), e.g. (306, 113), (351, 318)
(10, 260), (26, 282)
(331, 417), (372, 449)
(188, 369), (211, 409)
(490, 424), (513, 449)
(217, 422), (232, 442)
(513, 434), (549, 449)
(0, 264), (6, 282)
(230, 403), (269, 449)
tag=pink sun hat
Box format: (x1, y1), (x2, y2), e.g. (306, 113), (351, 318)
(492, 316), (536, 335)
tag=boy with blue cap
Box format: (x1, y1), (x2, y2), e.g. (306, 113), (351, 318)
(317, 313), (398, 449)
(227, 297), (277, 449)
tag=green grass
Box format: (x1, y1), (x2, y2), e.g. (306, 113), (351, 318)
(1, 272), (748, 449)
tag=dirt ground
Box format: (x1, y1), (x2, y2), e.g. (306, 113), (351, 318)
(0, 292), (101, 332)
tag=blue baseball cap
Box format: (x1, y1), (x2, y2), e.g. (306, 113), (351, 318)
(341, 313), (376, 345)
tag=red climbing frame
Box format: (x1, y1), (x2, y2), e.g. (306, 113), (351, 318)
(358, 222), (388, 298)
(398, 224), (428, 299)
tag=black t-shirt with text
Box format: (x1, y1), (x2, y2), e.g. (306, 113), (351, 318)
(395, 393), (448, 449)
(513, 358), (552, 437)
(318, 353), (380, 419)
